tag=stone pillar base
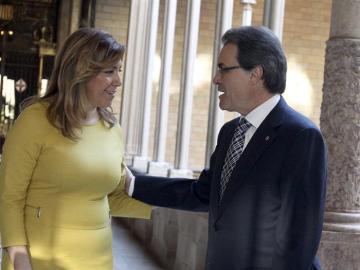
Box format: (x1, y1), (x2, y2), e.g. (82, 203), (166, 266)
(318, 231), (360, 270)
(169, 168), (193, 178)
(132, 156), (150, 173)
(323, 211), (360, 233)
(123, 153), (134, 166)
(148, 161), (172, 176)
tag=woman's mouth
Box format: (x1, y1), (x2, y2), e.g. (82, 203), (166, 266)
(105, 90), (116, 96)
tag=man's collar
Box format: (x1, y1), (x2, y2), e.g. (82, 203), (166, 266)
(243, 95), (281, 128)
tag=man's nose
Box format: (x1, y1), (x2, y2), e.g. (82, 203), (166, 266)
(212, 72), (221, 85)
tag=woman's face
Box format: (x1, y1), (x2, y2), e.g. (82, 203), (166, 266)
(84, 60), (122, 110)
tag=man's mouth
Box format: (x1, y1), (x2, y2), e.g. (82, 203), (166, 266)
(217, 86), (225, 93)
(218, 90), (225, 96)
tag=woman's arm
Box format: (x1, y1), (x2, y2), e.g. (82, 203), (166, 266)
(6, 246), (32, 270)
(108, 161), (152, 219)
(0, 106), (43, 258)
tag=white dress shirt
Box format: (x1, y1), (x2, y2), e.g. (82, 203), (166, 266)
(242, 94), (280, 149)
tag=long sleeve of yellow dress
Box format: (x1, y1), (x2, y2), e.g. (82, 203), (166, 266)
(0, 104), (42, 247)
(108, 161), (151, 219)
(0, 103), (151, 270)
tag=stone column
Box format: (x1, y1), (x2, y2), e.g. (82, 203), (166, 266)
(318, 1), (360, 269)
(240, 0), (256, 26)
(70, 0), (82, 33)
(57, 0), (72, 48)
(120, 0), (148, 164)
(120, 0), (159, 170)
(262, 0), (285, 41)
(132, 0), (160, 172)
(148, 0), (178, 177)
(205, 0), (233, 168)
(262, 0), (271, 27)
(169, 0), (201, 178)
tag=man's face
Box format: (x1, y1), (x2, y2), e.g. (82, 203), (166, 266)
(213, 43), (254, 115)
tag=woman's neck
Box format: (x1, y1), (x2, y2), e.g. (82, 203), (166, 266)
(82, 107), (99, 125)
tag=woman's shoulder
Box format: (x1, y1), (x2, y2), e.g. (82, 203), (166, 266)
(5, 102), (52, 146)
(21, 101), (47, 114)
(15, 101), (49, 128)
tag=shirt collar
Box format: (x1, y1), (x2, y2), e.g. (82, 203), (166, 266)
(242, 94), (280, 129)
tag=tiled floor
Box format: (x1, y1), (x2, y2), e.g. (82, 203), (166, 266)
(0, 220), (165, 270)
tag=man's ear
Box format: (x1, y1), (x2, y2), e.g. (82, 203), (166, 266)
(249, 66), (263, 83)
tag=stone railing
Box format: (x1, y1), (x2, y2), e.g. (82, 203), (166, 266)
(118, 207), (208, 270)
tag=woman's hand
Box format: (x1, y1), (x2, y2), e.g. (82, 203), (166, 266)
(6, 246), (32, 270)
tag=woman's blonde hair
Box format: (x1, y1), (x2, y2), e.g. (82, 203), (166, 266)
(23, 27), (125, 140)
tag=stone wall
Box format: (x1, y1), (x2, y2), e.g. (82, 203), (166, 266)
(118, 209), (209, 270)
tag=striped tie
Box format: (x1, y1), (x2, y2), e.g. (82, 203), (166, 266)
(219, 117), (252, 202)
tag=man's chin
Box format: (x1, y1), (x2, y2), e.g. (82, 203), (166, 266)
(218, 95), (229, 111)
(218, 102), (230, 112)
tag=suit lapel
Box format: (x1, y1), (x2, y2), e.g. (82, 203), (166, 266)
(216, 119), (239, 166)
(215, 97), (287, 220)
(211, 118), (239, 219)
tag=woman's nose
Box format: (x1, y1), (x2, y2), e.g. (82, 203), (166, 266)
(113, 72), (121, 86)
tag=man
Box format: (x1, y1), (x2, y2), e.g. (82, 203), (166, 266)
(126, 26), (327, 270)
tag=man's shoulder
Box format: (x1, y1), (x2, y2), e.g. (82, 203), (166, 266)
(276, 101), (322, 139)
(282, 104), (318, 130)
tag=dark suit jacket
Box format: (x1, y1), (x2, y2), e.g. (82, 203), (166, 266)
(133, 97), (327, 270)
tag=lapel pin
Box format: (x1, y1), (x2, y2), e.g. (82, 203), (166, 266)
(265, 136), (270, 141)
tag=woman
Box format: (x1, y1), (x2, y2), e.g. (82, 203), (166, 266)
(0, 28), (151, 270)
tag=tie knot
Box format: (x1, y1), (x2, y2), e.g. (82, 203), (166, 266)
(238, 117), (252, 133)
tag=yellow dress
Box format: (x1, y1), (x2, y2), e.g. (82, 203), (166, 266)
(0, 103), (151, 270)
